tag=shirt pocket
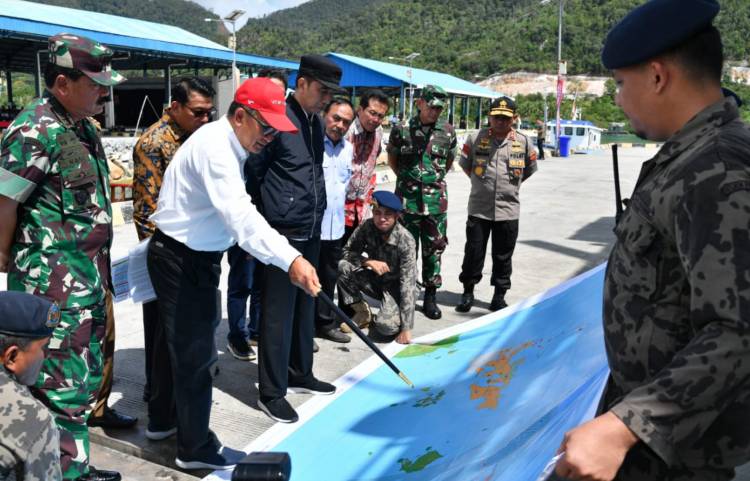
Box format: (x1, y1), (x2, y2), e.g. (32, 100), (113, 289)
(611, 205), (661, 298)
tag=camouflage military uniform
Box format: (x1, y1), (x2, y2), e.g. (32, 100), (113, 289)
(0, 369), (62, 481)
(0, 93), (112, 479)
(132, 112), (186, 241)
(338, 219), (417, 335)
(601, 98), (750, 480)
(387, 114), (456, 288)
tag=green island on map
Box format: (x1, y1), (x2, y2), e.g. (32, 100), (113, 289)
(395, 335), (461, 358)
(398, 447), (443, 473)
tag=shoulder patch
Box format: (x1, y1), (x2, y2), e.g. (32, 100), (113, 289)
(720, 180), (750, 196)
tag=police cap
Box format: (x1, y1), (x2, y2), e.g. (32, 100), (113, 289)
(489, 96), (516, 117)
(601, 0), (720, 70)
(372, 191), (403, 213)
(0, 292), (60, 340)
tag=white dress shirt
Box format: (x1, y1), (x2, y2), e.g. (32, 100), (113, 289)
(321, 135), (353, 241)
(151, 115), (300, 272)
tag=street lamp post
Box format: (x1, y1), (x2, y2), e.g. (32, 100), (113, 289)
(388, 52), (421, 119)
(205, 9), (246, 89)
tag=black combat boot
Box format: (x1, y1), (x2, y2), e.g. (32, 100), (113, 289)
(455, 284), (474, 313)
(489, 287), (508, 311)
(423, 286), (442, 320)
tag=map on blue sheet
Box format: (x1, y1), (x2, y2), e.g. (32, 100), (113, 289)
(206, 265), (609, 481)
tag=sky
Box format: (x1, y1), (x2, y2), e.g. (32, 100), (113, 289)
(191, 0), (309, 28)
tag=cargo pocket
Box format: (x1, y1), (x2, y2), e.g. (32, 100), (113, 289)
(611, 206), (661, 298)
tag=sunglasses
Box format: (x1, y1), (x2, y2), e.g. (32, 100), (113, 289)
(186, 105), (216, 118)
(243, 106), (278, 136)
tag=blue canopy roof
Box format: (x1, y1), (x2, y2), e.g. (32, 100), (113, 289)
(0, 0), (298, 71)
(327, 53), (502, 99)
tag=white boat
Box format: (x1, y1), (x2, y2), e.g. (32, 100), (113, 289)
(545, 120), (604, 152)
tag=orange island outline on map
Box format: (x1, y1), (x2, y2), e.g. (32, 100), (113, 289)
(470, 341), (536, 410)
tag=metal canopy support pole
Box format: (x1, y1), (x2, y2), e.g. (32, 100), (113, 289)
(448, 94), (456, 125)
(104, 86), (115, 129)
(352, 86), (357, 105)
(5, 70), (13, 106)
(478, 98), (482, 127)
(165, 67), (171, 104)
(399, 84), (406, 119)
(36, 50), (48, 98)
(461, 97), (468, 129)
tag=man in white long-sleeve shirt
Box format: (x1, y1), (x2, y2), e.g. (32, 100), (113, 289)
(146, 78), (320, 471)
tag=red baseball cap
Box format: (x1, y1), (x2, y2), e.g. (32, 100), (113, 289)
(234, 77), (298, 133)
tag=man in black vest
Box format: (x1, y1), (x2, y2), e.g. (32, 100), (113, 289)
(249, 55), (346, 423)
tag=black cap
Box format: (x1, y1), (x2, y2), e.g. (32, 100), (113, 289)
(298, 55), (346, 94)
(0, 292), (60, 340)
(489, 96), (516, 117)
(372, 191), (403, 212)
(601, 0), (720, 70)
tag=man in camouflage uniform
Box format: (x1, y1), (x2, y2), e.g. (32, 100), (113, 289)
(554, 1), (750, 480)
(0, 33), (125, 481)
(0, 292), (62, 481)
(132, 76), (214, 399)
(455, 97), (537, 313)
(387, 85), (456, 320)
(338, 191), (417, 344)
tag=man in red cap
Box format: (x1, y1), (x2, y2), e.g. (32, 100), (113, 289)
(145, 77), (321, 471)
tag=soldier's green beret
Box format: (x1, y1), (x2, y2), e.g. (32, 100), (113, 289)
(0, 292), (60, 340)
(420, 85), (447, 108)
(48, 33), (126, 86)
(601, 0), (720, 70)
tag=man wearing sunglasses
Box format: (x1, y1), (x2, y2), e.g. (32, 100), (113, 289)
(129, 77), (215, 427)
(144, 77), (320, 470)
(247, 54), (346, 424)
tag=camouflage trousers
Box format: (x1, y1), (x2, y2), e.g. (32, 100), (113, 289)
(31, 303), (106, 480)
(338, 263), (403, 336)
(400, 212), (447, 288)
(612, 443), (735, 481)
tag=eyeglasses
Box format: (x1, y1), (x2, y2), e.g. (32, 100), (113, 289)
(243, 106), (278, 137)
(186, 105), (216, 118)
(364, 109), (386, 120)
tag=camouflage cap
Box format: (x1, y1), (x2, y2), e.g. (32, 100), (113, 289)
(48, 33), (126, 86)
(420, 85), (447, 108)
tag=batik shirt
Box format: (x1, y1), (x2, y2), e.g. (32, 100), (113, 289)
(344, 117), (382, 226)
(132, 112), (186, 240)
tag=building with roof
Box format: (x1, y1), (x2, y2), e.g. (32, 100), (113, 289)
(324, 53), (503, 128)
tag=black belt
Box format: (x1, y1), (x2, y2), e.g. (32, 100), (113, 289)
(152, 229), (223, 263)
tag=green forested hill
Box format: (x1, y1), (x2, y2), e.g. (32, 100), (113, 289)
(32, 0), (229, 45)
(238, 0), (750, 79)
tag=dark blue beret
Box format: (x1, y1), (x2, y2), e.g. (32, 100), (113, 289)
(372, 191), (403, 213)
(0, 292), (60, 339)
(602, 0), (720, 69)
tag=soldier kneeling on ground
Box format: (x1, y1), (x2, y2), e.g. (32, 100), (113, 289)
(337, 191), (417, 345)
(0, 292), (62, 481)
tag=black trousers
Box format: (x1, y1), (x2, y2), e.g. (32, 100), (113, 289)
(141, 299), (158, 398)
(147, 229), (222, 459)
(258, 237), (320, 401)
(458, 216), (519, 292)
(537, 137), (546, 159)
(315, 238), (343, 330)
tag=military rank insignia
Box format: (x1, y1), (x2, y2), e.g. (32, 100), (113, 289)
(47, 302), (61, 328)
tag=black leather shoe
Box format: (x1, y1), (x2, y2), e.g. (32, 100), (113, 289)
(77, 467), (122, 481)
(87, 408), (137, 429)
(422, 287), (442, 320)
(455, 291), (474, 313)
(489, 289), (508, 311)
(312, 339), (319, 353)
(317, 327), (351, 343)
